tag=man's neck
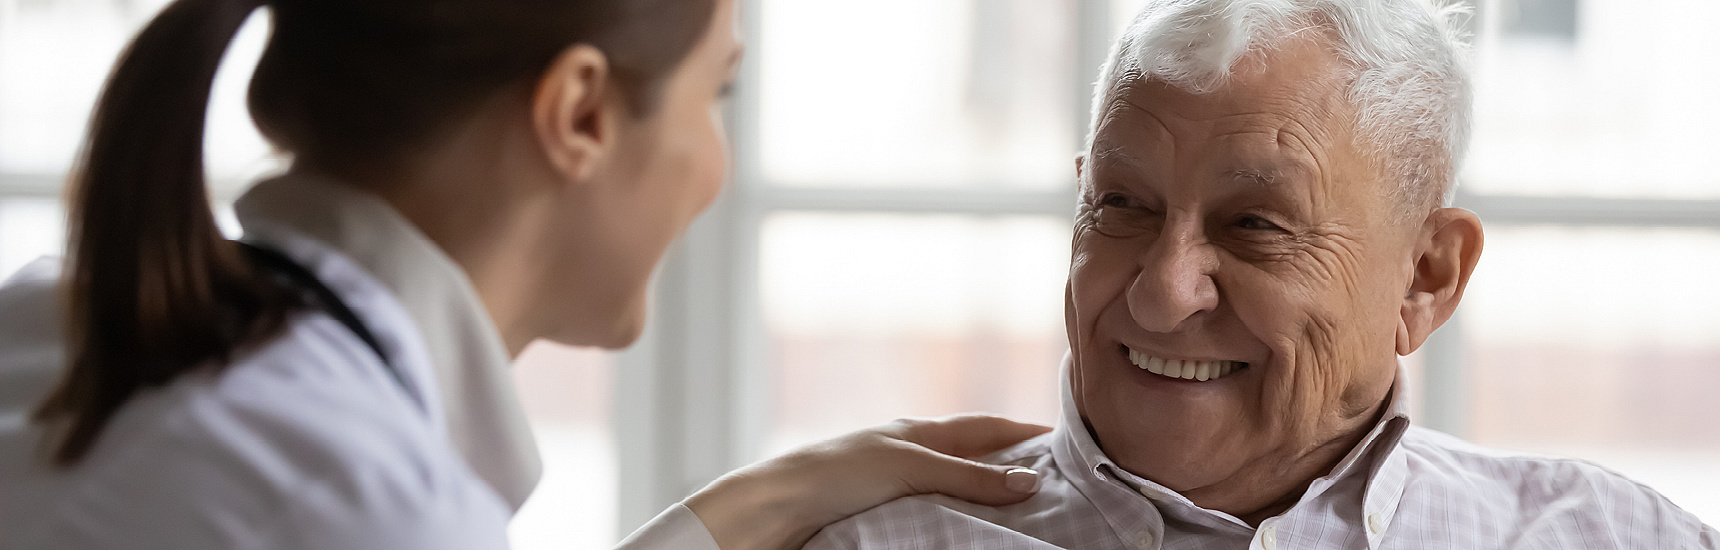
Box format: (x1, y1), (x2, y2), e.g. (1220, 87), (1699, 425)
(1186, 393), (1392, 527)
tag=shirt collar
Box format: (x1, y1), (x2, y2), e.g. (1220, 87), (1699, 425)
(234, 173), (541, 510)
(1049, 352), (1413, 535)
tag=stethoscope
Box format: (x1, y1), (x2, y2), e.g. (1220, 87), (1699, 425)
(235, 241), (416, 400)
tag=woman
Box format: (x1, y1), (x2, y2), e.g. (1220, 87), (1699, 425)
(0, 0), (1048, 548)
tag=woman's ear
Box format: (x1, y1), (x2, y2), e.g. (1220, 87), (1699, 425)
(532, 44), (616, 183)
(1397, 208), (1485, 355)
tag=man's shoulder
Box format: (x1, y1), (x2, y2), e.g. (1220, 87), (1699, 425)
(1399, 425), (1658, 495)
(1395, 426), (1717, 546)
(805, 432), (1080, 550)
(806, 495), (1068, 550)
(983, 430), (1058, 466)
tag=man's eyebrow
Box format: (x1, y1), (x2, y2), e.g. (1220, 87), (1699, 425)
(1091, 146), (1152, 172)
(1223, 161), (1312, 188)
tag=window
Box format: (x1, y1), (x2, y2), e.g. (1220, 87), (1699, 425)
(3, 1), (1715, 548)
(758, 212), (1070, 455)
(509, 345), (619, 548)
(1450, 0), (1720, 522)
(1497, 0), (1578, 40)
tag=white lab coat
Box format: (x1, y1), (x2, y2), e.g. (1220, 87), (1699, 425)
(0, 175), (718, 549)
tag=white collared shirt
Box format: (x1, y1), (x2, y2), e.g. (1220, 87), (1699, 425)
(806, 356), (1719, 550)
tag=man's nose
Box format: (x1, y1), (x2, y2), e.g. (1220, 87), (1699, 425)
(1126, 223), (1220, 333)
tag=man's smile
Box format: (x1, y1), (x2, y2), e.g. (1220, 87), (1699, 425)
(1122, 344), (1251, 382)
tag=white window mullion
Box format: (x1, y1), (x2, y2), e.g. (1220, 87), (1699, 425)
(1457, 192), (1720, 228)
(612, 191), (752, 534)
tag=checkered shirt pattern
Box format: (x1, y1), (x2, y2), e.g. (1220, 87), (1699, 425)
(805, 358), (1719, 550)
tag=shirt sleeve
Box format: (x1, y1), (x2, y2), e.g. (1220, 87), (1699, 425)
(615, 503), (722, 550)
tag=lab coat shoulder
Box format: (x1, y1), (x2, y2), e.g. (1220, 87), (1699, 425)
(225, 315), (515, 550)
(0, 258), (510, 550)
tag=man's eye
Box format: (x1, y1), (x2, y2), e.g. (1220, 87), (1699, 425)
(1089, 193), (1155, 238)
(1236, 215), (1282, 231)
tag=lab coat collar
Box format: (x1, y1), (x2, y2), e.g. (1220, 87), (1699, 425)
(234, 173), (541, 511)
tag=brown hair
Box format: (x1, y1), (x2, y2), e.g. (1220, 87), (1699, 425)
(34, 0), (716, 466)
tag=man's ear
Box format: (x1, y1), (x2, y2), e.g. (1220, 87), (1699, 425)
(532, 44), (616, 183)
(1397, 208), (1484, 355)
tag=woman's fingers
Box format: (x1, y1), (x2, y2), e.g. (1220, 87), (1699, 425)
(893, 444), (1043, 506)
(889, 413), (1053, 458)
(682, 414), (1053, 550)
(879, 414), (1052, 507)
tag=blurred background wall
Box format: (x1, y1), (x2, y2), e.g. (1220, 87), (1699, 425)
(1, 0), (1715, 547)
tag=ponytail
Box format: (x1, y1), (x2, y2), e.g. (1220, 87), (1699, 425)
(34, 0), (296, 466)
(34, 0), (719, 466)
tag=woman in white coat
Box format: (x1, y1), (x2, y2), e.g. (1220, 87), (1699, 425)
(0, 0), (1049, 547)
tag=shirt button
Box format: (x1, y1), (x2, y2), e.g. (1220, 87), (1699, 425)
(1130, 531), (1155, 550)
(1368, 513), (1384, 534)
(1258, 525), (1278, 550)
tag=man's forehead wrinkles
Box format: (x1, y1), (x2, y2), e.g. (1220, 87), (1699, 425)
(1118, 94), (1253, 130)
(1112, 96), (1175, 135)
(1115, 93), (1321, 146)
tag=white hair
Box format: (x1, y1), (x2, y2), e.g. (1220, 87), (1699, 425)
(1092, 0), (1473, 212)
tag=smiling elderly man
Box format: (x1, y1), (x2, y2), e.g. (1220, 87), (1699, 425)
(803, 0), (1718, 549)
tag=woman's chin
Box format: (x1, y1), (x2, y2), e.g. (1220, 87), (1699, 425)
(538, 297), (647, 350)
(602, 316), (647, 349)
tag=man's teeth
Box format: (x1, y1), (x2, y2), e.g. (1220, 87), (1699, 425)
(1127, 348), (1244, 382)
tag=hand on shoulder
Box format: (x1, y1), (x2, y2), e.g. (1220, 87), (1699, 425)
(684, 414), (1050, 550)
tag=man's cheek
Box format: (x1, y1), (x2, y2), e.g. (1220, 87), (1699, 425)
(1068, 244), (1129, 320)
(1288, 304), (1383, 425)
(1248, 293), (1349, 432)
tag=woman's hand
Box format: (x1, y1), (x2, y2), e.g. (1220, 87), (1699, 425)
(683, 414), (1052, 550)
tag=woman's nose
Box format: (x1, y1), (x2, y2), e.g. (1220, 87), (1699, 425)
(1126, 224), (1219, 334)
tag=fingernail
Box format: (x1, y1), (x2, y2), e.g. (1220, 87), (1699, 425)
(1004, 468), (1041, 493)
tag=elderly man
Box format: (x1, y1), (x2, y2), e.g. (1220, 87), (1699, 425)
(803, 0), (1719, 548)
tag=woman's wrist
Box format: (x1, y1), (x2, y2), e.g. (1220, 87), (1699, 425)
(684, 468), (819, 550)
